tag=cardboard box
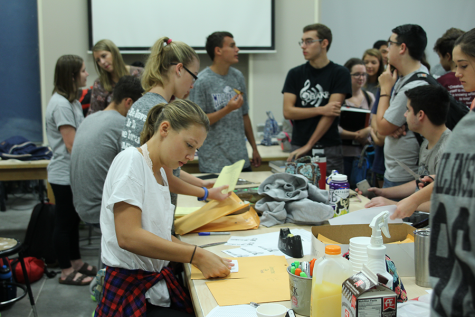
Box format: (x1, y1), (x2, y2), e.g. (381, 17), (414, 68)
(341, 270), (397, 317)
(311, 223), (415, 276)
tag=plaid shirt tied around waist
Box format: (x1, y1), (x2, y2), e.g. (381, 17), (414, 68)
(95, 266), (193, 316)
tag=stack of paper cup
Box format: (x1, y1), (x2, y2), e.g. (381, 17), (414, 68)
(349, 237), (371, 274)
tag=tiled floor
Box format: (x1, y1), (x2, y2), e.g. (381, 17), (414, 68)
(0, 192), (99, 317)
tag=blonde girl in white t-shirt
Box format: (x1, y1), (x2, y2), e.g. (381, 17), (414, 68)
(96, 99), (233, 317)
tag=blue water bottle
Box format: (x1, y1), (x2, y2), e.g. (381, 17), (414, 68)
(0, 264), (16, 303)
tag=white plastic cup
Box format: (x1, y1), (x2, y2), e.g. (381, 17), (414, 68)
(349, 237), (371, 247)
(256, 303), (288, 317)
(349, 245), (367, 251)
(349, 254), (367, 262)
(349, 249), (367, 257)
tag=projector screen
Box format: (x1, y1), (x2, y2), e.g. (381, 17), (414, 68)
(88, 0), (275, 52)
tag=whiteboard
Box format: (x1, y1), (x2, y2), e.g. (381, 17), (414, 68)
(88, 0), (275, 51)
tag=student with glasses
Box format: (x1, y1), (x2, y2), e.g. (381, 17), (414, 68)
(282, 23), (351, 174)
(339, 58), (375, 184)
(372, 24), (430, 188)
(189, 31), (261, 173)
(121, 37), (230, 212)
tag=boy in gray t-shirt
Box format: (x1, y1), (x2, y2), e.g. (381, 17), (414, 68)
(71, 76), (144, 224)
(189, 31), (261, 173)
(357, 85), (452, 211)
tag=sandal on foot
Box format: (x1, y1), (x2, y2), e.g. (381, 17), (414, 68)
(59, 270), (90, 286)
(78, 262), (98, 276)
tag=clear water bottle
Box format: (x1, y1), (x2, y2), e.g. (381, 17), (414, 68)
(0, 264), (16, 303)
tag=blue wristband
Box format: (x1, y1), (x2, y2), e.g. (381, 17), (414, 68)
(198, 187), (208, 201)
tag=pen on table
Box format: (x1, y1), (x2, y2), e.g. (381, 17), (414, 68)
(198, 232), (230, 236)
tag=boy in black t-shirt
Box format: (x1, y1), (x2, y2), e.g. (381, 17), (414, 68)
(282, 23), (351, 175)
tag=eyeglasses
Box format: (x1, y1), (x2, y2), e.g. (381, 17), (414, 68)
(170, 63), (198, 82)
(298, 39), (323, 47)
(387, 40), (401, 47)
(351, 72), (367, 78)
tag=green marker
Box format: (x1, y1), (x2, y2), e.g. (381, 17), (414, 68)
(294, 261), (300, 268)
(291, 266), (296, 274)
(300, 272), (308, 278)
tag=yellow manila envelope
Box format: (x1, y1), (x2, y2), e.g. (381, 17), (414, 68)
(213, 159), (245, 194)
(174, 206), (201, 218)
(202, 255), (290, 306)
(174, 192), (249, 235)
(190, 207), (260, 233)
(191, 255), (288, 280)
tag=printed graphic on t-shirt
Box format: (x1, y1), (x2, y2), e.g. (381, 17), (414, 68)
(122, 107), (147, 148)
(430, 150), (475, 316)
(212, 86), (240, 111)
(300, 79), (329, 107)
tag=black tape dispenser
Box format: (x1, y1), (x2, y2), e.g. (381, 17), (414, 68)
(278, 228), (304, 258)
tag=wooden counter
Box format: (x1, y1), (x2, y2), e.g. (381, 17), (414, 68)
(0, 160), (54, 209)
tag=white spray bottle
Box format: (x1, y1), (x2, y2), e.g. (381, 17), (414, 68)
(366, 211), (393, 290)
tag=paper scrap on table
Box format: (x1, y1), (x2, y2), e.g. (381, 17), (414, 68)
(205, 255), (290, 306)
(222, 229), (313, 258)
(230, 260), (238, 273)
(205, 304), (257, 317)
(328, 205), (403, 226)
(213, 159), (245, 194)
(191, 255), (288, 280)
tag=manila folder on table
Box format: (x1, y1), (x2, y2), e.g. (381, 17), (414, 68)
(174, 192), (249, 235)
(204, 255), (290, 306)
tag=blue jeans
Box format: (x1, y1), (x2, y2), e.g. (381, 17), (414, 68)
(383, 178), (409, 189)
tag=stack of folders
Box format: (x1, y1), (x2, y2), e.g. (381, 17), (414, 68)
(269, 160), (287, 174)
(340, 105), (371, 146)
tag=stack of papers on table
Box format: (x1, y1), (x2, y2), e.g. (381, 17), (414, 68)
(222, 229), (313, 258)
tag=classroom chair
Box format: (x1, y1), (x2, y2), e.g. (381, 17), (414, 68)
(0, 237), (39, 317)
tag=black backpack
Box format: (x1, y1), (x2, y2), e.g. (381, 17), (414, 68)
(22, 202), (57, 266)
(402, 72), (469, 131)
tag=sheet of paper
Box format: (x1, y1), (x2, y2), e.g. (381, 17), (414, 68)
(205, 305), (257, 317)
(223, 229), (313, 258)
(328, 205), (403, 226)
(222, 246), (274, 258)
(230, 260), (239, 273)
(213, 159), (245, 193)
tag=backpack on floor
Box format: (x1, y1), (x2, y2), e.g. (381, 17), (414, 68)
(9, 257), (45, 283)
(22, 202), (58, 266)
(400, 72), (469, 130)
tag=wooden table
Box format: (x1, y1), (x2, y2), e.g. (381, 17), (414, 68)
(177, 172), (431, 317)
(181, 144), (288, 173)
(0, 160), (54, 210)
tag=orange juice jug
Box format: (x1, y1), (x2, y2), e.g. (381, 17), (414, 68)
(310, 245), (352, 317)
